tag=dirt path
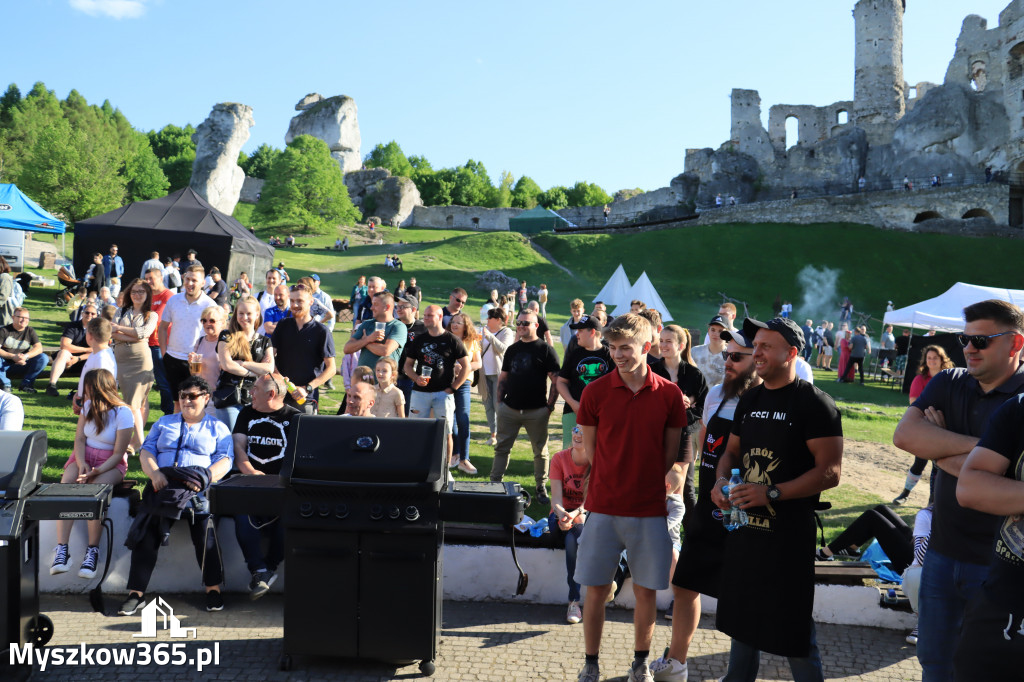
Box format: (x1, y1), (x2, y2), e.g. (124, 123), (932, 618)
(840, 438), (932, 508)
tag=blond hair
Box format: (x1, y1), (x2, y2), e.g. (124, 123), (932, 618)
(604, 313), (652, 345)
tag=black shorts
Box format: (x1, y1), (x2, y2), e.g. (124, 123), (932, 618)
(163, 355), (191, 399)
(954, 589), (1024, 681)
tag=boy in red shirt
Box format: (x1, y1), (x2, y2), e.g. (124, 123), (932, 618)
(574, 313), (685, 682)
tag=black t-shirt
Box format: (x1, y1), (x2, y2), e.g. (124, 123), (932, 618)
(975, 394), (1024, 609)
(536, 317), (550, 339)
(406, 330), (467, 392)
(651, 358), (709, 434)
(61, 322), (88, 349)
(913, 366), (1024, 564)
(270, 317), (335, 387)
(558, 344), (612, 414)
(730, 379), (843, 521)
(398, 319), (427, 374)
(209, 279), (228, 306)
(501, 339), (560, 410)
(0, 325), (40, 354)
(405, 285), (420, 300)
(232, 404), (301, 475)
(895, 334), (911, 356)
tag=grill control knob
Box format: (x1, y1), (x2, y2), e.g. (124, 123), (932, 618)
(335, 504), (349, 520)
(370, 504), (383, 520)
(318, 504), (330, 518)
(405, 506), (420, 522)
(299, 502), (313, 518)
(388, 505), (401, 520)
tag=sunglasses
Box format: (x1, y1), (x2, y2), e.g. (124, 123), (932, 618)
(200, 317), (218, 323)
(722, 351), (753, 362)
(956, 331), (1017, 349)
(515, 321), (534, 327)
(179, 392), (207, 402)
(572, 425), (583, 435)
(290, 284), (309, 292)
(453, 298), (467, 305)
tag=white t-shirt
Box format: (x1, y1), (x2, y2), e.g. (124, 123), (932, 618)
(0, 391), (25, 430)
(83, 401), (134, 450)
(161, 292), (216, 359)
(78, 348), (117, 397)
(794, 357), (814, 384)
(256, 289), (277, 335)
(702, 383), (739, 423)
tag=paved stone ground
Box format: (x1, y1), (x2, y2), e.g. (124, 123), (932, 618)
(17, 595), (923, 681)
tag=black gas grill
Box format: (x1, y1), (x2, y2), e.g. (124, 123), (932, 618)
(210, 414), (525, 676)
(1, 431), (112, 680)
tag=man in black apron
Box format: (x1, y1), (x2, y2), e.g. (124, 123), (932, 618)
(711, 317), (843, 682)
(651, 328), (761, 682)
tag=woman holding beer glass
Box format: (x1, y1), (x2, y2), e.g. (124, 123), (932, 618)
(111, 277), (158, 449)
(189, 306), (226, 415)
(213, 296), (275, 429)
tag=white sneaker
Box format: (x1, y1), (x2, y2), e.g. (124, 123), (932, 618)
(566, 600), (582, 624)
(50, 544), (71, 575)
(577, 662), (600, 682)
(457, 459), (478, 475)
(487, 435), (497, 446)
(628, 659), (654, 682)
(650, 656), (689, 682)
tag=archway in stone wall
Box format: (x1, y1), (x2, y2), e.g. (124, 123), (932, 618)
(962, 208), (993, 220)
(785, 116), (799, 149)
(913, 211), (943, 223)
(836, 110), (849, 125)
(1008, 42), (1024, 81)
(970, 60), (987, 92)
(446, 215), (454, 228)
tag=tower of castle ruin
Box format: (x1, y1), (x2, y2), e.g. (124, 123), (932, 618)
(853, 0), (905, 142)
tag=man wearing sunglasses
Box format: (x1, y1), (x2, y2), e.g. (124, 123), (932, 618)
(441, 287), (468, 328)
(893, 299), (1024, 681)
(710, 316), (843, 682)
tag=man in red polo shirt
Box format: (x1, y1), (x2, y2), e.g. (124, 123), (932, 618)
(574, 313), (685, 682)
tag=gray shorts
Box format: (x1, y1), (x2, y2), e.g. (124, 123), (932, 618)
(666, 494), (685, 548)
(574, 512), (672, 590)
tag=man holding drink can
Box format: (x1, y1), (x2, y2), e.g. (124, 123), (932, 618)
(343, 291), (407, 370)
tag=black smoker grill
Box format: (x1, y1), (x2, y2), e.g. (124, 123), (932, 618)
(210, 414), (525, 675)
(1, 431), (112, 680)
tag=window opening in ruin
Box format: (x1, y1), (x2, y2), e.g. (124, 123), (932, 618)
(785, 116), (799, 149)
(913, 211), (943, 223)
(472, 217), (480, 226)
(908, 86), (917, 99)
(837, 110), (849, 125)
(1008, 43), (1024, 81)
(962, 208), (993, 220)
(445, 215), (454, 228)
(971, 61), (987, 92)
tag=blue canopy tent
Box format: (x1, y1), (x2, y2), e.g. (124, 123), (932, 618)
(0, 184), (66, 234)
(0, 184), (66, 270)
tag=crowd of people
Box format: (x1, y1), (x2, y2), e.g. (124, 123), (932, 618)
(4, 242), (1024, 681)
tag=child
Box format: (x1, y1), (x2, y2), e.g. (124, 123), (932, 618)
(371, 357), (405, 419)
(74, 317), (117, 414)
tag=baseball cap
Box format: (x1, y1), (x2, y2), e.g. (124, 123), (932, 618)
(311, 274), (321, 282)
(569, 314), (602, 331)
(708, 315), (728, 329)
(720, 328), (753, 348)
(400, 294), (419, 308)
(742, 317), (805, 353)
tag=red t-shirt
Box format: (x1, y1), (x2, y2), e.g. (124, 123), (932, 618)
(549, 448), (588, 512)
(149, 288), (174, 347)
(576, 367), (685, 517)
(909, 372), (933, 401)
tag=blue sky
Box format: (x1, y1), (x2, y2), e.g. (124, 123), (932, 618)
(6, 0), (1013, 193)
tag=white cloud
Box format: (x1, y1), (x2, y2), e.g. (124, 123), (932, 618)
(69, 0), (147, 19)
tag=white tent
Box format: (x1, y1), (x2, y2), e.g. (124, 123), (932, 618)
(611, 271), (674, 321)
(593, 264), (632, 310)
(883, 282), (1024, 332)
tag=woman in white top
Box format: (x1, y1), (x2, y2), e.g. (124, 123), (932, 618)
(52, 368), (141, 579)
(110, 278), (158, 449)
(479, 289), (500, 324)
(190, 306), (226, 416)
(479, 307), (516, 445)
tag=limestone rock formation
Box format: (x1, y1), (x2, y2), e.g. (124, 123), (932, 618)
(285, 94), (361, 173)
(372, 177), (423, 227)
(343, 168), (392, 208)
(189, 102), (254, 216)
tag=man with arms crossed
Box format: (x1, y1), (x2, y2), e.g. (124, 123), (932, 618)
(574, 313), (685, 682)
(159, 265), (216, 412)
(712, 317), (843, 682)
(893, 299), (1024, 681)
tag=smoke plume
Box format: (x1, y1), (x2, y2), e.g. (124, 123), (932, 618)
(796, 265), (840, 323)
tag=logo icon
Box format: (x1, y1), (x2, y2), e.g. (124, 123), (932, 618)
(0, 204), (11, 211)
(133, 596), (197, 639)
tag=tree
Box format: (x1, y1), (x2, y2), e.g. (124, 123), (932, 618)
(450, 159), (495, 207)
(147, 124), (196, 190)
(0, 83), (21, 126)
(241, 143), (282, 180)
(253, 135), (360, 234)
(124, 134), (169, 202)
(493, 171), (514, 208)
(511, 175), (542, 209)
(539, 186), (568, 210)
(364, 141), (413, 178)
(566, 181), (613, 207)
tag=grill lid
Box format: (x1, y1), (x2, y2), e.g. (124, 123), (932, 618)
(0, 431), (46, 500)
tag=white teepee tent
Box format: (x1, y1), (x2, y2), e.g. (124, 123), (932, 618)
(611, 271), (673, 321)
(593, 264), (631, 310)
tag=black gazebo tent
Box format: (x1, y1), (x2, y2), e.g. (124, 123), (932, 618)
(74, 187), (274, 285)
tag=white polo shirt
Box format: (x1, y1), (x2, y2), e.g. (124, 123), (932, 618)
(161, 292), (216, 360)
(0, 391), (25, 430)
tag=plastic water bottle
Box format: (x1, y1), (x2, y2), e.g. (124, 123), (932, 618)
(721, 468), (749, 531)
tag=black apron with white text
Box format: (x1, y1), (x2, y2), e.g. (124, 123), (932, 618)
(674, 398), (731, 597)
(715, 383), (817, 658)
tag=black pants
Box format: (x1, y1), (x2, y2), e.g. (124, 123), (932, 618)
(828, 505), (912, 573)
(127, 513), (222, 593)
(163, 354), (192, 399)
(842, 355), (865, 383)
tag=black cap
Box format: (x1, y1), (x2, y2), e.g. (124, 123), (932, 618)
(569, 314), (602, 331)
(742, 317), (805, 353)
(720, 328), (753, 348)
(708, 315), (728, 329)
(400, 294), (419, 308)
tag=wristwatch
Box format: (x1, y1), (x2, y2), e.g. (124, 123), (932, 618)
(766, 485), (782, 502)
(305, 384), (313, 394)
